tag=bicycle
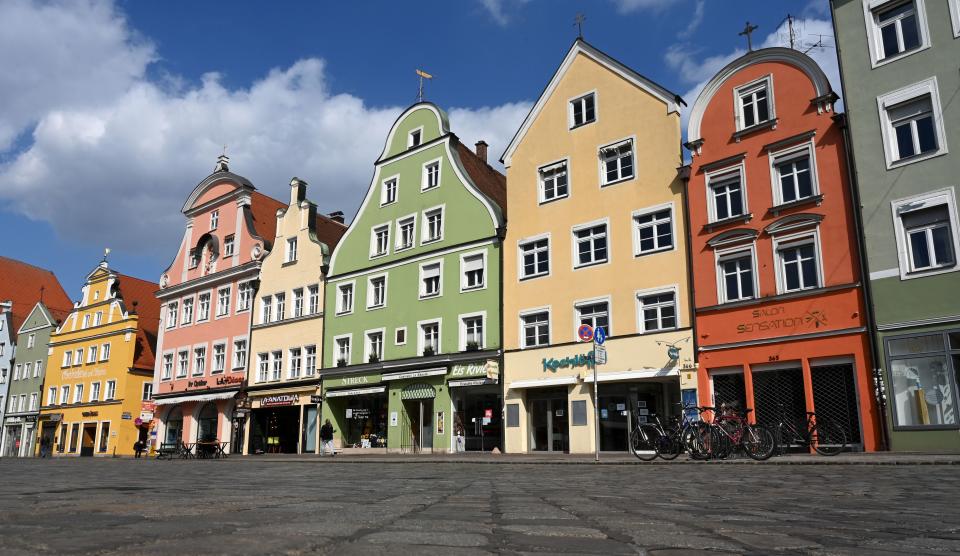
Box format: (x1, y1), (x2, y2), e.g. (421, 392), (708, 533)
(771, 403), (847, 456)
(694, 405), (776, 461)
(654, 404), (707, 460)
(628, 412), (676, 461)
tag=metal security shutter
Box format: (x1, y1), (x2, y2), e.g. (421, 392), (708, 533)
(752, 368), (805, 428)
(811, 363), (861, 448)
(712, 373), (746, 410)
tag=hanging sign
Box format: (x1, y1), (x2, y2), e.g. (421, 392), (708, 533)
(261, 394), (299, 407)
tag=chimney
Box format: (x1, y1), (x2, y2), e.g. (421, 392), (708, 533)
(475, 140), (488, 164)
(290, 177), (307, 205)
(328, 211), (345, 224)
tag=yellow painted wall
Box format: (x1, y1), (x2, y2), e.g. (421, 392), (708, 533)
(39, 266), (152, 456)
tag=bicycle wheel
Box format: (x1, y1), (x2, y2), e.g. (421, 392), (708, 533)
(656, 431), (680, 460)
(742, 424), (775, 461)
(687, 422), (712, 460)
(812, 419), (847, 456)
(630, 425), (659, 461)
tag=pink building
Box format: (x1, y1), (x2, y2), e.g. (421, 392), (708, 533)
(153, 156), (284, 452)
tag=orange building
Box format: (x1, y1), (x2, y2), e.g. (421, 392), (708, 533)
(683, 48), (881, 451)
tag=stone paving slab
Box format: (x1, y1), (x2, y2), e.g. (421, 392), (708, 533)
(1, 457), (958, 554)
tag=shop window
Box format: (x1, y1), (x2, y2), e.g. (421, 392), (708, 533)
(69, 423), (79, 453)
(571, 400), (588, 426)
(887, 332), (960, 429)
(98, 422), (110, 452)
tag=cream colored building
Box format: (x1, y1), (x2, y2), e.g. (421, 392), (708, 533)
(243, 178), (346, 454)
(500, 39), (695, 454)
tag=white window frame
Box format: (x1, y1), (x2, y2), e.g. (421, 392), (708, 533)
(705, 162), (749, 223)
(256, 353), (270, 383)
(632, 202), (676, 257)
(395, 327), (408, 346)
(308, 284), (320, 315)
(598, 137), (636, 187)
(769, 141), (820, 206)
(417, 318), (442, 356)
(105, 380), (116, 401)
(271, 350), (283, 381)
(166, 301), (178, 329)
(366, 274), (388, 310)
(408, 126), (423, 148)
(233, 337), (248, 370)
(370, 222), (391, 259)
(733, 74), (775, 131)
(537, 159), (570, 204)
(395, 213), (418, 252)
(459, 311), (487, 351)
(951, 0), (960, 38)
(420, 205), (446, 245)
(286, 237), (298, 263)
(380, 174), (399, 206)
(237, 282), (253, 312)
(862, 0), (931, 68)
(215, 285), (232, 318)
(27, 333), (35, 348)
(224, 235), (235, 257)
(336, 281), (356, 315)
(772, 229), (825, 294)
(90, 381), (101, 402)
(260, 295), (272, 324)
(573, 296), (612, 341)
(892, 187), (960, 280)
(568, 90), (597, 129)
(715, 244), (759, 304)
(571, 218), (610, 270)
(181, 296), (194, 324)
(86, 345), (97, 364)
(212, 342), (227, 374)
(518, 233), (551, 281)
(176, 350), (189, 378)
(100, 342), (110, 361)
(419, 260), (444, 299)
(519, 307), (551, 350)
(197, 290), (212, 322)
(292, 287), (304, 318)
(210, 209), (219, 230)
(288, 347), (303, 379)
(364, 328), (386, 362)
(460, 249), (488, 292)
(333, 333), (353, 366)
(421, 157), (442, 191)
(162, 352), (174, 381)
(877, 77), (949, 169)
(304, 345), (317, 376)
(60, 385), (70, 405)
(192, 344), (207, 376)
(274, 292), (286, 321)
(47, 386), (57, 406)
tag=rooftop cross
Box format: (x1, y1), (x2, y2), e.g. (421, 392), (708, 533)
(739, 21), (759, 51)
(416, 69), (433, 102)
(574, 13), (586, 39)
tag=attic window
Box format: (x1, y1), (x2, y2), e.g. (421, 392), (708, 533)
(570, 93), (596, 128)
(409, 128), (422, 148)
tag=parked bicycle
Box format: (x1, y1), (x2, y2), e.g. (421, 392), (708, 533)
(770, 403), (847, 456)
(691, 404), (776, 461)
(628, 411), (676, 461)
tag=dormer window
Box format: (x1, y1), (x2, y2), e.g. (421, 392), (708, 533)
(210, 210), (219, 230)
(570, 92), (596, 128)
(735, 76), (774, 131)
(409, 128), (422, 148)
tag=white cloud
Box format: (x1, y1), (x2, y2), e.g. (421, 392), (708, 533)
(0, 0), (531, 262)
(666, 16), (842, 137)
(677, 0), (705, 39)
(611, 0), (683, 14)
(477, 0), (532, 26)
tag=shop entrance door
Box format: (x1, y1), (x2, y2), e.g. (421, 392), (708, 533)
(302, 405), (317, 453)
(80, 424), (96, 457)
(40, 423), (56, 456)
(598, 393), (629, 451)
(452, 385), (502, 452)
(3, 425), (21, 457)
(402, 399), (434, 452)
(529, 393), (569, 452)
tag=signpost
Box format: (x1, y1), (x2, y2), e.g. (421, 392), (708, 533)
(592, 327), (606, 462)
(577, 324), (594, 343)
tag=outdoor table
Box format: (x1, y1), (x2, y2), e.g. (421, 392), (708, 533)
(195, 441), (219, 459)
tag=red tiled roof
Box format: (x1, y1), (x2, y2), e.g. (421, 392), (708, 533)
(115, 273), (161, 372)
(455, 142), (507, 217)
(0, 256), (73, 331)
(249, 191), (287, 250)
(314, 213), (348, 251)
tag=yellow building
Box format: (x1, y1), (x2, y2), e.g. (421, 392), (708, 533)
(500, 39), (695, 454)
(38, 259), (160, 457)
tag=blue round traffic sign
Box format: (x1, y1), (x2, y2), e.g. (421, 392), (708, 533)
(594, 326), (606, 345)
(577, 324), (594, 342)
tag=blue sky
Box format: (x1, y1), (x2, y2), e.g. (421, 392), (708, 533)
(0, 0), (835, 296)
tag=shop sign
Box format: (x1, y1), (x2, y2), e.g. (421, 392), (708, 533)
(542, 351), (595, 373)
(383, 368), (446, 381)
(140, 411), (154, 422)
(261, 394), (299, 407)
(310, 395), (322, 404)
(451, 360), (500, 380)
(81, 411), (99, 417)
(334, 373), (381, 388)
(736, 306), (828, 334)
(6, 417), (23, 424)
(121, 412), (132, 420)
(62, 368), (107, 379)
(346, 408), (371, 420)
(25, 415), (37, 422)
(216, 375), (244, 386)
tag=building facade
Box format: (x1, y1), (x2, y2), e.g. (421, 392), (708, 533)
(38, 260), (159, 457)
(0, 256), (72, 458)
(684, 47), (881, 451)
(500, 40), (694, 454)
(243, 178), (346, 454)
(321, 102), (506, 453)
(153, 156), (283, 454)
(831, 0), (960, 451)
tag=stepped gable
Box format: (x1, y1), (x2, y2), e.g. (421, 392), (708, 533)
(455, 141), (507, 216)
(0, 255), (72, 331)
(115, 272), (161, 371)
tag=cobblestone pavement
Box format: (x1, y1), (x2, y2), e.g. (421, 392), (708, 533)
(2, 457), (960, 555)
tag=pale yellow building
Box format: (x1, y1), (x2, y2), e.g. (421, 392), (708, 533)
(500, 40), (695, 454)
(38, 260), (160, 457)
(243, 178), (346, 454)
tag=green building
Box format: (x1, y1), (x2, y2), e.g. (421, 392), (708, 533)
(320, 103), (506, 453)
(831, 0), (960, 450)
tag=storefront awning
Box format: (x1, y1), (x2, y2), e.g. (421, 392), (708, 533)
(401, 383), (437, 400)
(324, 386), (386, 398)
(508, 376), (577, 389)
(581, 368), (679, 383)
(153, 390), (238, 406)
(381, 368), (447, 381)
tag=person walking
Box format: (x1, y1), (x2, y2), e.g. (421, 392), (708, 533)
(133, 440), (144, 459)
(39, 436), (51, 458)
(319, 419), (336, 457)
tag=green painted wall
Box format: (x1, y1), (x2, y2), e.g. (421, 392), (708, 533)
(7, 303), (58, 414)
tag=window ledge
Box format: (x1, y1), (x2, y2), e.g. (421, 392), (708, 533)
(887, 149), (947, 170)
(539, 195), (570, 206)
(703, 213), (753, 233)
(569, 120), (595, 131)
(733, 119), (778, 142)
(281, 260), (298, 268)
(601, 176), (635, 188)
(769, 195), (824, 216)
(634, 246), (675, 258)
(421, 238), (442, 245)
(871, 44), (929, 69)
(519, 273), (549, 282)
(573, 260), (610, 271)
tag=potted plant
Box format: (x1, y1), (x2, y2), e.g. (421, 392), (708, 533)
(337, 358), (347, 367)
(422, 346), (435, 357)
(465, 341), (480, 352)
(368, 354), (380, 363)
